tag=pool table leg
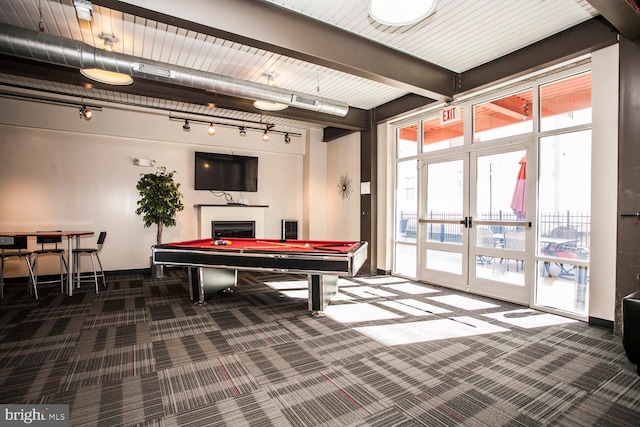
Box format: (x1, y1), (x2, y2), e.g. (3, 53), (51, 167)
(309, 274), (339, 316)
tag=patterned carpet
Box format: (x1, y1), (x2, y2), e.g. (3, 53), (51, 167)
(0, 269), (639, 426)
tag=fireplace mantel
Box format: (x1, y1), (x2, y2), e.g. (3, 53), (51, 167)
(195, 205), (267, 238)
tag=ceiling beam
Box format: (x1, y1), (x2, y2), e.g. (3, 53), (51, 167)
(93, 0), (455, 102)
(459, 17), (618, 95)
(586, 0), (640, 41)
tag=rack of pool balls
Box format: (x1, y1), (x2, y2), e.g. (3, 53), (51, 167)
(213, 239), (232, 246)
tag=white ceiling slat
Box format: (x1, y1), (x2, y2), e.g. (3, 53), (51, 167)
(0, 0), (600, 129)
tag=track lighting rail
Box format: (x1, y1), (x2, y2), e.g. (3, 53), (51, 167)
(168, 114), (301, 138)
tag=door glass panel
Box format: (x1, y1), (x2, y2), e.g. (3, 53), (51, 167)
(476, 150), (527, 221)
(473, 89), (533, 143)
(426, 249), (462, 275)
(422, 110), (464, 153)
(537, 262), (588, 314)
(540, 72), (592, 132)
(397, 123), (418, 158)
(396, 160), (417, 243)
(394, 243), (416, 277)
(536, 130), (591, 315)
(471, 149), (530, 298)
(426, 160), (463, 244)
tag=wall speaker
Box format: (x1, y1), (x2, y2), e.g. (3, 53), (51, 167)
(281, 220), (298, 240)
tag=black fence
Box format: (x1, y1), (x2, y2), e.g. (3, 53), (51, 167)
(399, 210), (591, 247)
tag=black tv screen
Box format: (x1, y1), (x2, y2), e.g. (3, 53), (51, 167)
(195, 152), (258, 192)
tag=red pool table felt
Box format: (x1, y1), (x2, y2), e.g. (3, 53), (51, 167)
(163, 237), (360, 254)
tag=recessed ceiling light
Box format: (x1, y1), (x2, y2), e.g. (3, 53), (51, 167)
(369, 0), (437, 26)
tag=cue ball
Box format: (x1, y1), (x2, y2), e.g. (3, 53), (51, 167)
(305, 243), (310, 247)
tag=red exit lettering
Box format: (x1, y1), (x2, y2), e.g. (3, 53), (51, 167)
(440, 106), (460, 124)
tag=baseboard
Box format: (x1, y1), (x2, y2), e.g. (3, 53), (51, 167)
(589, 316), (614, 330)
(376, 269), (391, 276)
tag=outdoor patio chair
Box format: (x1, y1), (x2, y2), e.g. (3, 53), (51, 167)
(503, 229), (525, 272)
(476, 227), (495, 267)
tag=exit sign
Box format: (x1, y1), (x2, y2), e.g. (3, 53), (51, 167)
(440, 106), (460, 124)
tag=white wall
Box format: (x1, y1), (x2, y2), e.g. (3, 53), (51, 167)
(304, 129), (328, 239)
(0, 96), (331, 277)
(325, 133), (361, 241)
(590, 44), (619, 321)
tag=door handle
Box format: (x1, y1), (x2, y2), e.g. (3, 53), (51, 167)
(459, 217), (473, 228)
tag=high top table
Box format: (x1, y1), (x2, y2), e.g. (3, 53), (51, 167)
(0, 231), (94, 296)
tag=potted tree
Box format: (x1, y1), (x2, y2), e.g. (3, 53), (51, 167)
(136, 166), (184, 277)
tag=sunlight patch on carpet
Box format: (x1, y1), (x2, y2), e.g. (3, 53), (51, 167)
(379, 300), (436, 316)
(357, 276), (410, 285)
(483, 309), (579, 328)
(381, 299), (450, 315)
(382, 283), (440, 294)
(340, 286), (397, 299)
(324, 303), (403, 323)
(355, 317), (510, 346)
(427, 294), (500, 310)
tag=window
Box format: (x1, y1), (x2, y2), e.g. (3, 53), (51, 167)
(540, 72), (592, 132)
(473, 89), (533, 142)
(422, 109), (464, 153)
(397, 123), (418, 158)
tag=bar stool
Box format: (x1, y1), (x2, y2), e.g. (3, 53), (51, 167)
(0, 235), (38, 299)
(72, 231), (107, 294)
(31, 232), (68, 294)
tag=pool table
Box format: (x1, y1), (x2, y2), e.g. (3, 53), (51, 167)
(152, 237), (368, 315)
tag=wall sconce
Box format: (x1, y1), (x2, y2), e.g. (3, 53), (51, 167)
(208, 123), (216, 136)
(284, 133), (291, 144)
(182, 119), (190, 131)
(79, 106), (92, 120)
(262, 129), (270, 142)
(239, 126), (246, 137)
(133, 158), (156, 167)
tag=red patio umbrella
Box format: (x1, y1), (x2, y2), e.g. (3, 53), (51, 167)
(510, 155), (526, 219)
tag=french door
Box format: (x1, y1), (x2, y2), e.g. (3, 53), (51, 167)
(419, 144), (533, 305)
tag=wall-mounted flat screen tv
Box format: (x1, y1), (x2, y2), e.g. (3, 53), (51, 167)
(194, 151), (258, 192)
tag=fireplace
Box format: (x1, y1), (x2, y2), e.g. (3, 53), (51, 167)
(212, 221), (255, 239)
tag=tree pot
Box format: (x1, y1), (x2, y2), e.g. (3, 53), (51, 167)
(150, 256), (164, 278)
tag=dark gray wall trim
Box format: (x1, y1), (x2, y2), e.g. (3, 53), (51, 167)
(587, 0), (640, 41)
(615, 35), (640, 335)
(360, 110), (377, 274)
(589, 316), (614, 331)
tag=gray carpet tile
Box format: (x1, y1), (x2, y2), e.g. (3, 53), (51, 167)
(0, 268), (638, 427)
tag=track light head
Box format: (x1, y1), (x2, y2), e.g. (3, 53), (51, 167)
(183, 119), (190, 131)
(79, 106), (92, 120)
(262, 129), (270, 142)
(284, 133), (291, 144)
(208, 123), (216, 136)
(239, 126), (246, 137)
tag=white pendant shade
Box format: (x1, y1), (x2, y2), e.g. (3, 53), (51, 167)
(80, 68), (133, 85)
(253, 100), (289, 111)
